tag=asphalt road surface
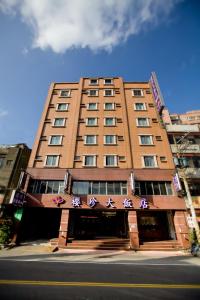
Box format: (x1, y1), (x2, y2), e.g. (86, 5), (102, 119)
(0, 257), (200, 300)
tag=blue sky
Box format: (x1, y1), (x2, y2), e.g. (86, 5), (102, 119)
(0, 0), (199, 148)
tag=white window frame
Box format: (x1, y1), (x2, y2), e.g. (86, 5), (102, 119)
(90, 79), (98, 85)
(86, 117), (98, 126)
(56, 103), (69, 111)
(87, 103), (98, 110)
(104, 103), (115, 110)
(59, 89), (71, 97)
(84, 135), (97, 145)
(52, 118), (66, 127)
(83, 155), (97, 167)
(44, 155), (60, 167)
(104, 117), (116, 126)
(134, 103), (146, 111)
(104, 78), (113, 85)
(136, 117), (150, 127)
(139, 135), (153, 145)
(142, 155), (158, 168)
(104, 155), (118, 167)
(132, 89), (144, 97)
(104, 135), (117, 145)
(88, 89), (98, 97)
(48, 135), (63, 146)
(104, 89), (114, 97)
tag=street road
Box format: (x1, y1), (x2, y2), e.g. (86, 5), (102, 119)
(0, 257), (200, 300)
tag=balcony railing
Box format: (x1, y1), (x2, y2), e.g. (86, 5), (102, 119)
(166, 124), (200, 132)
(184, 168), (200, 178)
(171, 144), (200, 153)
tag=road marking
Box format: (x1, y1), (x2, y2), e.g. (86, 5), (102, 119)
(0, 280), (200, 289)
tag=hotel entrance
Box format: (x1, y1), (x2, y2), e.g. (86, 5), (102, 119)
(68, 210), (128, 239)
(137, 211), (174, 243)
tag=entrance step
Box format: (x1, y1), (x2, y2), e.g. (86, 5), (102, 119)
(139, 240), (182, 251)
(66, 238), (130, 250)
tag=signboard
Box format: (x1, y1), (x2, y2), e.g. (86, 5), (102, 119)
(10, 190), (25, 207)
(149, 72), (165, 114)
(173, 173), (182, 192)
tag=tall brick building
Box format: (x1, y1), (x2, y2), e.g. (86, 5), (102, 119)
(22, 74), (189, 250)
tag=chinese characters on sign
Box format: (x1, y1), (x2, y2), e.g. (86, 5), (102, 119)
(72, 197), (81, 207)
(123, 198), (133, 208)
(10, 190), (25, 207)
(140, 198), (148, 209)
(89, 197), (98, 208)
(106, 198), (115, 208)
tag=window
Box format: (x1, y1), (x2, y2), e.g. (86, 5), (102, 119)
(59, 90), (70, 97)
(28, 180), (64, 194)
(104, 135), (116, 145)
(90, 79), (98, 85)
(88, 89), (98, 96)
(83, 155), (96, 166)
(56, 103), (68, 111)
(132, 89), (144, 97)
(86, 118), (98, 126)
(72, 181), (127, 195)
(104, 78), (113, 85)
(104, 103), (115, 110)
(136, 118), (149, 127)
(85, 135), (97, 145)
(134, 103), (146, 110)
(104, 89), (114, 96)
(49, 135), (62, 145)
(87, 103), (98, 110)
(134, 181), (173, 196)
(143, 156), (157, 168)
(104, 155), (117, 167)
(45, 155), (59, 167)
(53, 118), (65, 127)
(104, 117), (115, 126)
(139, 135), (153, 145)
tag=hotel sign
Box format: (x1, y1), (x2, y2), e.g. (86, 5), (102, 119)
(149, 72), (164, 114)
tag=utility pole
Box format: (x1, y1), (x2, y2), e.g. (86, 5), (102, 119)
(176, 135), (200, 243)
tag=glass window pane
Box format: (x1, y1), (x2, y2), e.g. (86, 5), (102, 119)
(72, 181), (89, 195)
(100, 182), (106, 194)
(138, 118), (148, 126)
(153, 182), (160, 195)
(114, 182), (120, 195)
(107, 182), (114, 194)
(92, 182), (99, 194)
(144, 156), (155, 167)
(146, 182), (153, 194)
(140, 136), (151, 145)
(140, 182), (146, 195)
(159, 182), (167, 195)
(166, 182), (172, 195)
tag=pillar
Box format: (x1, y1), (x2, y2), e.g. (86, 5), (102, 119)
(58, 209), (69, 248)
(128, 211), (139, 250)
(174, 211), (190, 249)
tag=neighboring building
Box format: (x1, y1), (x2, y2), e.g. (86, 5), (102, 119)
(22, 75), (189, 250)
(163, 108), (200, 233)
(163, 108), (200, 125)
(0, 143), (31, 205)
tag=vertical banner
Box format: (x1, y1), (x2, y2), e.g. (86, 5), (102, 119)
(173, 173), (182, 192)
(149, 72), (165, 114)
(130, 172), (135, 195)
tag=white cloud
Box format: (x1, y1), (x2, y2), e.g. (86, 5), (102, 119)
(0, 109), (8, 117)
(0, 0), (181, 53)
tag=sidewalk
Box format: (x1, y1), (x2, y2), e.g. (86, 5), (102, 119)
(0, 240), (196, 265)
